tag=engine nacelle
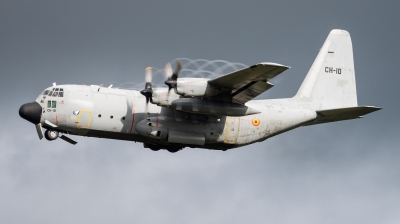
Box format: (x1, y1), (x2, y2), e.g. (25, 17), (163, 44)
(176, 78), (221, 97)
(151, 88), (180, 107)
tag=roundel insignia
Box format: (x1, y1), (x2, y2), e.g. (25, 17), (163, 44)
(252, 118), (260, 126)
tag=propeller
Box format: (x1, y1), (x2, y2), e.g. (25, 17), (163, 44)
(164, 59), (182, 92)
(35, 123), (44, 140)
(140, 67), (153, 104)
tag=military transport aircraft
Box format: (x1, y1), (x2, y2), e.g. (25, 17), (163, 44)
(19, 29), (381, 152)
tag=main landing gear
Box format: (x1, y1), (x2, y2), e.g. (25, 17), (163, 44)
(44, 129), (59, 141)
(144, 143), (182, 153)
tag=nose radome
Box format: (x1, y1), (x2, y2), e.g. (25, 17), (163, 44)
(19, 102), (42, 124)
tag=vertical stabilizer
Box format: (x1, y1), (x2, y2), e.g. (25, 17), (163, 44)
(294, 29), (357, 110)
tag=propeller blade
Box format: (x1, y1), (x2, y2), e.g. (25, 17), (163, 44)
(164, 62), (173, 79)
(145, 67), (152, 83)
(35, 123), (43, 140)
(174, 59), (182, 75)
(165, 59), (182, 92)
(60, 135), (78, 145)
(140, 67), (153, 104)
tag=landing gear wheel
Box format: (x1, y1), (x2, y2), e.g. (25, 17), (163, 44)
(167, 147), (181, 153)
(45, 129), (59, 141)
(150, 147), (160, 151)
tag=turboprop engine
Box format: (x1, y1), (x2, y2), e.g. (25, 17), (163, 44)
(164, 59), (222, 97)
(175, 78), (222, 97)
(141, 59), (223, 107)
(150, 88), (180, 107)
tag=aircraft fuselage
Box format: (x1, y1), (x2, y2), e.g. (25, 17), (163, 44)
(33, 84), (316, 151)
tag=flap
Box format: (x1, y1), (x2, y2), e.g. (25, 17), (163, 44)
(231, 81), (273, 104)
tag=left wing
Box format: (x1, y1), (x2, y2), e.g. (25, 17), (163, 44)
(208, 62), (290, 104)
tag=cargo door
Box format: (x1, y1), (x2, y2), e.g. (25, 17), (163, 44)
(224, 117), (240, 144)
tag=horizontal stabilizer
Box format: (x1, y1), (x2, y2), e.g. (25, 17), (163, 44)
(305, 106), (381, 126)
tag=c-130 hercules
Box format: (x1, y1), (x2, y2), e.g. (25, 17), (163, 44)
(20, 29), (381, 152)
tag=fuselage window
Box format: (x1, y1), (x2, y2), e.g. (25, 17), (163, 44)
(52, 92), (58, 97)
(58, 92), (64, 97)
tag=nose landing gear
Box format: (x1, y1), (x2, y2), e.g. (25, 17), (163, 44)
(44, 129), (59, 141)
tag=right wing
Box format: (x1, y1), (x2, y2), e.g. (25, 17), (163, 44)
(208, 62), (290, 104)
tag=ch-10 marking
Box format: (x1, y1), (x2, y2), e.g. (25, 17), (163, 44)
(325, 67), (342, 74)
(19, 29), (381, 152)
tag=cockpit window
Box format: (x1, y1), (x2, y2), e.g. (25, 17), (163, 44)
(44, 90), (49, 95)
(52, 92), (58, 97)
(55, 88), (59, 91)
(47, 100), (57, 108)
(48, 91), (53, 96)
(60, 88), (64, 91)
(58, 92), (64, 97)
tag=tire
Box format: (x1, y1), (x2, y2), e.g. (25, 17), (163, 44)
(150, 147), (160, 151)
(45, 129), (59, 141)
(167, 147), (181, 153)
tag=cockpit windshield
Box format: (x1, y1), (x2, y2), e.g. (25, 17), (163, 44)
(42, 88), (64, 97)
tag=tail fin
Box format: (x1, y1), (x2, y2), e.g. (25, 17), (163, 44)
(294, 29), (357, 110)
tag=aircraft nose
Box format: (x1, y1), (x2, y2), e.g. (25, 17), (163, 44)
(19, 102), (42, 124)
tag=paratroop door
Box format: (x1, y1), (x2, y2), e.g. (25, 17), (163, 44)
(224, 117), (240, 144)
(76, 110), (92, 129)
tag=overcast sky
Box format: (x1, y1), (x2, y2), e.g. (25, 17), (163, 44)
(1, 1), (399, 223)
